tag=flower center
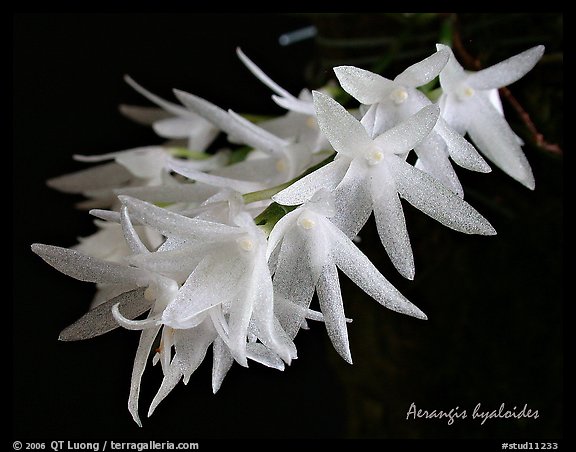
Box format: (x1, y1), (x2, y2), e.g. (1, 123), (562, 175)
(276, 158), (287, 173)
(237, 236), (255, 251)
(457, 85), (475, 101)
(297, 216), (316, 230)
(365, 145), (385, 166)
(390, 87), (408, 105)
(306, 116), (317, 129)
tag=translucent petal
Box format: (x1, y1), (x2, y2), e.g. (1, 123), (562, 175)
(272, 94), (315, 116)
(115, 182), (218, 204)
(272, 157), (350, 206)
(119, 104), (172, 126)
(128, 319), (162, 426)
(333, 66), (396, 104)
(151, 118), (191, 140)
(394, 47), (450, 87)
(173, 322), (217, 383)
(316, 262), (352, 363)
(124, 75), (190, 117)
(127, 243), (223, 283)
(119, 195), (240, 240)
(327, 222), (427, 320)
(331, 158), (372, 238)
(266, 212), (296, 262)
(121, 206), (149, 255)
(467, 45), (545, 90)
(437, 44), (467, 91)
(414, 134), (464, 198)
(212, 336), (234, 393)
(173, 89), (287, 154)
(438, 94), (468, 135)
(369, 165), (415, 280)
(162, 252), (246, 329)
(212, 154), (281, 184)
(466, 95), (535, 189)
(434, 117), (491, 173)
(373, 105), (439, 154)
(312, 91), (373, 158)
(31, 244), (147, 285)
(169, 158), (263, 193)
(227, 110), (288, 156)
(114, 148), (167, 180)
(246, 343), (285, 370)
(236, 47), (293, 99)
(46, 162), (132, 194)
(272, 225), (318, 339)
(147, 360), (182, 417)
(388, 155), (497, 235)
(58, 288), (150, 341)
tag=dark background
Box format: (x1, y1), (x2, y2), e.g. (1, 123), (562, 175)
(13, 14), (563, 440)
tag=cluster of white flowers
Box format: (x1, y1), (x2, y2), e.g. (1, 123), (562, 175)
(31, 43), (544, 426)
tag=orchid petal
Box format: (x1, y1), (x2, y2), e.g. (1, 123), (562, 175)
(394, 48), (450, 87)
(467, 45), (545, 90)
(388, 155), (497, 235)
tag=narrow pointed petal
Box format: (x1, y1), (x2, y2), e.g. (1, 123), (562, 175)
(128, 320), (162, 426)
(272, 157), (350, 206)
(124, 75), (190, 117)
(388, 155), (497, 235)
(414, 134), (465, 198)
(272, 94), (315, 115)
(173, 323), (217, 383)
(272, 226), (317, 339)
(394, 48), (450, 87)
(114, 182), (218, 204)
(373, 105), (439, 154)
(212, 336), (234, 393)
(152, 117), (195, 138)
(119, 104), (172, 126)
(236, 47), (293, 99)
(333, 66), (396, 104)
(121, 206), (149, 255)
(328, 223), (427, 319)
(119, 195), (240, 240)
(331, 158), (372, 238)
(434, 118), (491, 173)
(312, 91), (373, 158)
(370, 166), (415, 280)
(31, 244), (147, 285)
(316, 262), (352, 364)
(467, 45), (545, 90)
(227, 110), (288, 155)
(59, 288), (150, 341)
(147, 361), (182, 417)
(173, 89), (287, 154)
(46, 162), (132, 194)
(168, 159), (264, 193)
(466, 95), (535, 189)
(246, 343), (285, 370)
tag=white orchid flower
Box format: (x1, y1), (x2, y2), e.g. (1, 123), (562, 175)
(436, 44), (545, 189)
(268, 190), (427, 363)
(273, 92), (496, 279)
(334, 49), (490, 197)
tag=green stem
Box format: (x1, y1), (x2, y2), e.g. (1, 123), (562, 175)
(242, 152), (336, 204)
